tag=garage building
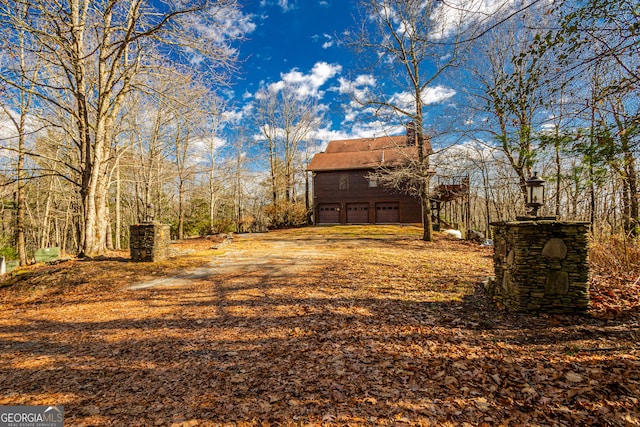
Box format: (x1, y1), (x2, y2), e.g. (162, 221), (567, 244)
(307, 125), (429, 225)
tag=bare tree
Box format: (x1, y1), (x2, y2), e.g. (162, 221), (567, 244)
(470, 7), (558, 202)
(587, 68), (639, 237)
(0, 0), (244, 257)
(255, 83), (322, 226)
(349, 0), (466, 241)
(0, 0), (44, 264)
(553, 0), (639, 96)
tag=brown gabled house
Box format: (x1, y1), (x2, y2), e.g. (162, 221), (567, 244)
(308, 124), (430, 224)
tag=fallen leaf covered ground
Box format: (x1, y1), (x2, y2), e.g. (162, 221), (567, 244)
(0, 225), (638, 426)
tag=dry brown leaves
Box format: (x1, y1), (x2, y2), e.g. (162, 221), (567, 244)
(0, 226), (638, 426)
(589, 236), (640, 319)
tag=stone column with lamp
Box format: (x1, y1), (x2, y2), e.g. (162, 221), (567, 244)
(129, 203), (171, 262)
(489, 173), (591, 313)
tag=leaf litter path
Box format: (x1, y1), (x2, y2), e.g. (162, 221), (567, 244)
(1, 226), (639, 426)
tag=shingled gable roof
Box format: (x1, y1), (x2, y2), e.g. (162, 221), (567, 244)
(307, 133), (430, 172)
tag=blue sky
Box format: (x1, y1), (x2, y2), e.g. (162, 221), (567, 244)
(222, 0), (367, 147)
(237, 0), (353, 87)
(209, 0), (521, 159)
(219, 0), (463, 150)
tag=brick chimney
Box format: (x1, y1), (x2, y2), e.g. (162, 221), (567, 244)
(406, 121), (417, 146)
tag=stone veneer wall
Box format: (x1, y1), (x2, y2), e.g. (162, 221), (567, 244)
(491, 220), (590, 313)
(130, 223), (170, 262)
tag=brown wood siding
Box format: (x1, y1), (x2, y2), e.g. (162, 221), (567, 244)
(312, 170), (422, 224)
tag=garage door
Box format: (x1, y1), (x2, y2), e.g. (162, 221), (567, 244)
(376, 202), (399, 223)
(346, 203), (370, 223)
(318, 204), (340, 223)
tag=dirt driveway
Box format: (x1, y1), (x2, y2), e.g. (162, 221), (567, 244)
(1, 226), (638, 426)
(129, 229), (340, 290)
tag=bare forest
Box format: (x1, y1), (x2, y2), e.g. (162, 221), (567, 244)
(0, 0), (637, 264)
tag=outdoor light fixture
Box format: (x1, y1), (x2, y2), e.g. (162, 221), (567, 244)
(525, 172), (545, 217)
(146, 203), (155, 222)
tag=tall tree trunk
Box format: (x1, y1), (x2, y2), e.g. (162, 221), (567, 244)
(40, 179), (54, 248)
(555, 140), (561, 217)
(416, 124), (433, 242)
(624, 151), (638, 236)
(481, 162), (492, 238)
(269, 143), (277, 206)
(209, 154), (216, 232)
(12, 10), (35, 266)
(305, 170), (311, 224)
(81, 114), (111, 257)
(105, 203), (114, 251)
(178, 179), (185, 240)
(610, 101), (638, 237)
(16, 130), (27, 265)
(588, 153), (596, 229)
(115, 163), (121, 250)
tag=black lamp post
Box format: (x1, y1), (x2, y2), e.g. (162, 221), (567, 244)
(525, 172), (545, 217)
(146, 203), (155, 223)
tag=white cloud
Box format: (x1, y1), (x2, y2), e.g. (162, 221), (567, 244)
(188, 135), (229, 166)
(192, 135), (227, 152)
(306, 126), (349, 152)
(423, 86), (457, 104)
(310, 62), (341, 86)
(367, 0), (517, 41)
(179, 4), (255, 65)
(336, 78), (456, 135)
(336, 74), (377, 124)
(0, 113), (18, 143)
(278, 0), (295, 12)
(222, 103), (254, 124)
(388, 85), (457, 110)
(337, 74), (376, 102)
(261, 61), (342, 99)
(185, 6), (256, 44)
(260, 0), (297, 12)
(388, 91), (414, 109)
(430, 0), (517, 39)
(348, 121), (405, 139)
(306, 121), (406, 154)
(219, 8), (257, 38)
(321, 33), (334, 49)
(322, 40), (334, 49)
(431, 139), (498, 174)
(0, 108), (42, 146)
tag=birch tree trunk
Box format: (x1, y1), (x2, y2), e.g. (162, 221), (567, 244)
(115, 161), (122, 250)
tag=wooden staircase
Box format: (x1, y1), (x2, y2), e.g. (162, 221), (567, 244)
(431, 176), (470, 232)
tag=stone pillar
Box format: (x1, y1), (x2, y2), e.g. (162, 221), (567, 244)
(130, 223), (170, 262)
(490, 219), (590, 313)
